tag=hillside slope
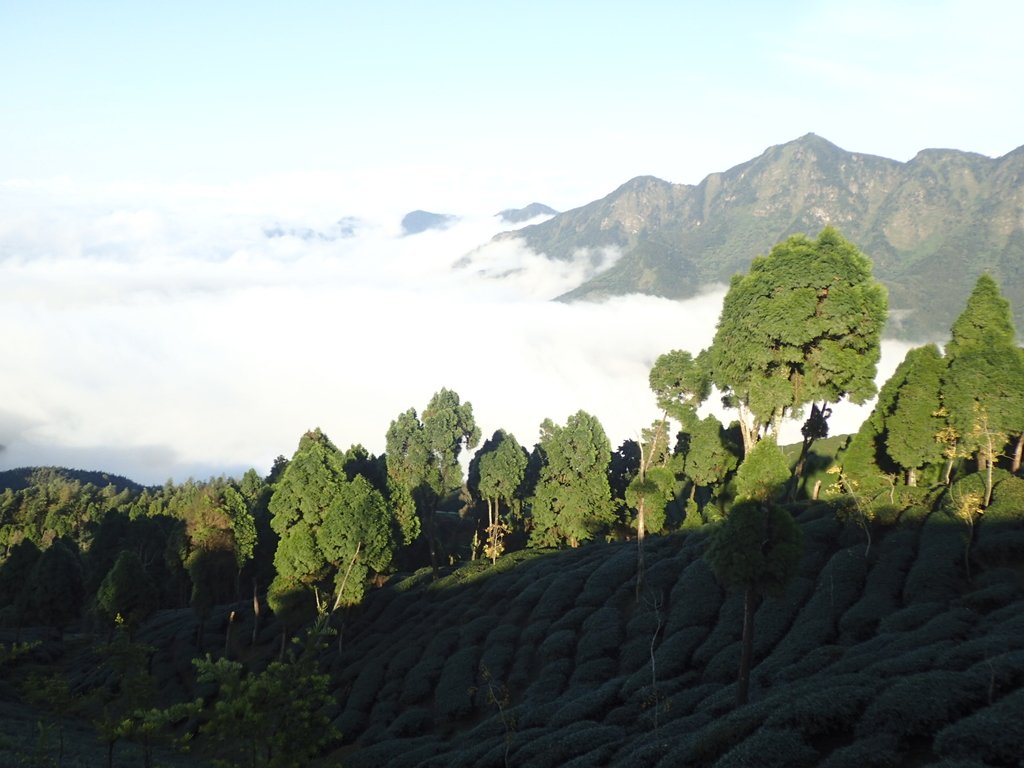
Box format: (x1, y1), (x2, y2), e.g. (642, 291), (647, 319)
(328, 477), (1024, 767)
(487, 135), (1024, 340)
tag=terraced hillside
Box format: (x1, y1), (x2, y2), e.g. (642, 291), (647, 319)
(327, 477), (1024, 768)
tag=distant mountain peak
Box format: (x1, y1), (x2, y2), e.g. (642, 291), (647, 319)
(487, 135), (1024, 340)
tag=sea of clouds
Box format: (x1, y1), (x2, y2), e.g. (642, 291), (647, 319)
(0, 179), (914, 485)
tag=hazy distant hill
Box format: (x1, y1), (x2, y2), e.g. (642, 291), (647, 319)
(402, 210), (457, 235)
(491, 134), (1024, 339)
(498, 202), (558, 224)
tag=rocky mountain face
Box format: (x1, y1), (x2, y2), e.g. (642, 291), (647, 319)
(493, 134), (1024, 339)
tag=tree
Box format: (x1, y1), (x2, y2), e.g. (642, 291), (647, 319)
(884, 344), (946, 486)
(649, 349), (711, 426)
(317, 474), (394, 609)
(385, 389), (480, 577)
(705, 501), (803, 706)
(269, 429), (394, 613)
(529, 411), (616, 548)
(733, 437), (791, 503)
(707, 227), (887, 456)
(24, 538), (85, 638)
(0, 539), (41, 629)
(942, 275), (1024, 499)
(624, 420), (675, 542)
(681, 415), (740, 510)
(96, 550), (159, 637)
(187, 622), (336, 767)
(474, 430), (528, 564)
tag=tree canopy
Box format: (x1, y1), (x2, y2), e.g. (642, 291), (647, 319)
(529, 411), (617, 548)
(707, 226), (887, 455)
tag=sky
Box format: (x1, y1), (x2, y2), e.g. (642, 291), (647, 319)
(1, 0), (1021, 484)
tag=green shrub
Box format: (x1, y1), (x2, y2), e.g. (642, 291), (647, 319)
(530, 570), (589, 622)
(878, 601), (945, 633)
(665, 558), (722, 634)
(712, 726), (819, 768)
(578, 546), (637, 606)
(346, 735), (437, 768)
(476, 641), (516, 690)
(691, 592), (744, 668)
(539, 629), (577, 660)
(933, 687), (1024, 765)
(650, 626), (708, 681)
(618, 633), (655, 674)
(902, 513), (965, 604)
(839, 529), (917, 640)
(857, 669), (989, 741)
(434, 644), (481, 719)
(860, 642), (955, 678)
(569, 657), (618, 686)
(509, 721), (624, 768)
(400, 651), (446, 706)
(763, 683), (877, 737)
(524, 658), (572, 703)
(701, 641), (741, 684)
(347, 657), (386, 714)
(550, 606), (591, 633)
(549, 679), (621, 727)
(517, 618), (552, 651)
(459, 614), (495, 644)
(763, 547), (866, 670)
(577, 605), (624, 662)
(817, 733), (902, 768)
(768, 644), (845, 683)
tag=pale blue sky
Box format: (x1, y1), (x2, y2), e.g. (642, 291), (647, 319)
(4, 0), (1021, 211)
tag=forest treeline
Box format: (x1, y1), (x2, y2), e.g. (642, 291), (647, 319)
(2, 226), (1022, 766)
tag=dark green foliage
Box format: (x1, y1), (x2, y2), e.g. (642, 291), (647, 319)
(762, 545), (866, 668)
(705, 502), (804, 598)
(707, 226), (886, 454)
(0, 538), (41, 624)
(539, 628), (576, 660)
(839, 528), (917, 640)
(884, 344), (946, 481)
(733, 438), (791, 502)
(434, 645), (480, 719)
(902, 512), (965, 603)
(95, 550), (159, 632)
(665, 556), (721, 633)
(529, 411), (617, 548)
(818, 734), (903, 768)
(713, 727), (819, 768)
(23, 538), (85, 632)
(858, 670), (990, 742)
(508, 721), (624, 768)
(933, 686), (1024, 764)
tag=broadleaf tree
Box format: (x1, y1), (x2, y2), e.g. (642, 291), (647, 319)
(707, 227), (887, 457)
(705, 501), (802, 706)
(386, 389), (479, 577)
(529, 410), (616, 548)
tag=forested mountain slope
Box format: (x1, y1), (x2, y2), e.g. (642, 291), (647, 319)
(486, 134), (1024, 339)
(329, 480), (1024, 767)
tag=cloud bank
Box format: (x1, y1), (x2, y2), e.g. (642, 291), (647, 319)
(0, 183), (908, 484)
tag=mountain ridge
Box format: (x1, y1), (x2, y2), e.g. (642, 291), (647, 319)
(487, 134), (1024, 339)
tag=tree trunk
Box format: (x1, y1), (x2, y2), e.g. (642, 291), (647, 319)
(1012, 432), (1023, 475)
(224, 610), (236, 657)
(737, 585), (755, 706)
(426, 506), (439, 580)
(332, 542), (362, 612)
(906, 467), (916, 487)
(251, 578), (260, 646)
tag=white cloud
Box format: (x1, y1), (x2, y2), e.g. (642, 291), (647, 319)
(1, 184), (918, 484)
